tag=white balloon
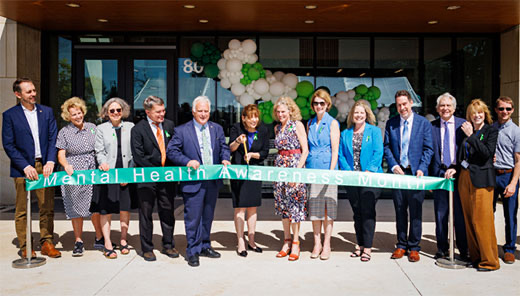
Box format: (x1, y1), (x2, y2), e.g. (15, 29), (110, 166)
(253, 78), (269, 95)
(373, 108), (379, 116)
(223, 49), (231, 60)
(220, 79), (231, 89)
(219, 69), (228, 77)
(217, 58), (227, 70)
(269, 81), (285, 96)
(273, 71), (285, 82)
(248, 54), (258, 64)
(241, 39), (257, 55)
(282, 73), (298, 89)
(270, 95), (279, 103)
(261, 92), (272, 102)
(264, 70), (272, 77)
(347, 90), (356, 100)
(338, 102), (349, 115)
(336, 91), (349, 102)
(358, 99), (370, 109)
(226, 59), (242, 72)
(231, 83), (246, 96)
(288, 89), (298, 99)
(425, 114), (436, 122)
(239, 93), (255, 106)
(229, 39), (241, 50)
(331, 96), (337, 106)
(252, 92), (262, 100)
(236, 51), (245, 61)
(229, 74), (241, 85)
(266, 75), (276, 84)
(379, 107), (390, 116)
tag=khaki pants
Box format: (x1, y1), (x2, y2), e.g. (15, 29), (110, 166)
(14, 160), (55, 250)
(458, 169), (500, 270)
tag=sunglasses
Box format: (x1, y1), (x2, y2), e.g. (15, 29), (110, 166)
(312, 101), (326, 107)
(109, 108), (122, 114)
(497, 107), (513, 111)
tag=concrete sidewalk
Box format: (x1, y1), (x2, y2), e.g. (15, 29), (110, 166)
(0, 198), (519, 296)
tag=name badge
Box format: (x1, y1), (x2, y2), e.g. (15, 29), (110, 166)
(461, 160), (469, 169)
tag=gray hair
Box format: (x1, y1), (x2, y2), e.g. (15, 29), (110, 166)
(436, 92), (457, 108)
(99, 97), (131, 120)
(143, 95), (164, 110)
(192, 96), (211, 112)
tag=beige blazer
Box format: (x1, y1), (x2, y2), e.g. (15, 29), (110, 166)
(95, 121), (134, 168)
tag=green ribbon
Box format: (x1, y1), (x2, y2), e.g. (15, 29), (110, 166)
(26, 165), (454, 192)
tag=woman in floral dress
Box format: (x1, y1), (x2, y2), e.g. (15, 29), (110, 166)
(272, 96), (309, 261)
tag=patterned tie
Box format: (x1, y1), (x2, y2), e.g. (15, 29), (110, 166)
(153, 122), (166, 166)
(443, 121), (451, 167)
(400, 120), (409, 168)
(201, 125), (212, 165)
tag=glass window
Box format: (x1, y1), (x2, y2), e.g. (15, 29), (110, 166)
(83, 59), (118, 124)
(133, 59), (167, 120)
(424, 38), (453, 115)
(259, 37), (313, 68)
(374, 37), (419, 91)
(48, 36), (72, 128)
(317, 37), (370, 69)
(456, 37), (493, 109)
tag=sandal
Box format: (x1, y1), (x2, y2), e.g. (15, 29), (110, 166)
(288, 241), (300, 261)
(276, 239), (292, 258)
(360, 251), (371, 262)
(350, 246), (363, 258)
(120, 244), (130, 255)
(104, 248), (117, 259)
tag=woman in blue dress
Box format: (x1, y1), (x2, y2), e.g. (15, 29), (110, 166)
(306, 89), (340, 260)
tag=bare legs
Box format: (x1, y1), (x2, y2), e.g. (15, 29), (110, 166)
(119, 211), (130, 247)
(311, 209), (334, 259)
(234, 207), (258, 252)
(71, 218), (84, 243)
(91, 213), (102, 240)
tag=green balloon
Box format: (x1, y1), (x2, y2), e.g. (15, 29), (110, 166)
(355, 84), (368, 95)
(354, 94), (361, 101)
(370, 100), (378, 110)
(368, 86), (381, 99)
(253, 62), (263, 70)
(295, 97), (307, 108)
(296, 81), (314, 98)
(248, 68), (260, 80)
(301, 108), (311, 120)
(240, 78), (248, 85)
(203, 64), (219, 79)
(263, 114), (273, 124)
(328, 105), (338, 118)
(191, 42), (204, 58)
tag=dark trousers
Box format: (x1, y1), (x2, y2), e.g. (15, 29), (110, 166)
(138, 182), (176, 253)
(392, 168), (424, 251)
(493, 171), (519, 253)
(348, 186), (380, 248)
(14, 160), (55, 249)
(183, 181), (218, 258)
(433, 181), (468, 255)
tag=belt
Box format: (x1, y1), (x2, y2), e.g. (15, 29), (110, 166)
(496, 168), (513, 175)
(35, 158), (43, 162)
(278, 149), (301, 156)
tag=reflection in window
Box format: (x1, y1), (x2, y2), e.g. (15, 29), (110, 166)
(424, 38), (452, 115)
(48, 36), (72, 128)
(317, 37), (370, 69)
(259, 37), (313, 68)
(84, 60), (118, 124)
(375, 38), (419, 89)
(133, 60), (167, 120)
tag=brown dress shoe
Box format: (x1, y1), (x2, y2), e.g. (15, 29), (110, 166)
(161, 248), (180, 258)
(21, 249), (36, 259)
(391, 248), (406, 259)
(504, 252), (515, 264)
(41, 241), (61, 258)
(408, 250), (420, 262)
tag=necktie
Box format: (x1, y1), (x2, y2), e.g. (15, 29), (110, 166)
(400, 120), (409, 168)
(153, 122), (166, 166)
(443, 121), (451, 167)
(201, 125), (212, 165)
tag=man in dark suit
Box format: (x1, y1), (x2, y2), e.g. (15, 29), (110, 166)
(429, 92), (468, 260)
(166, 95), (231, 267)
(131, 96), (178, 262)
(384, 90), (433, 262)
(2, 78), (61, 258)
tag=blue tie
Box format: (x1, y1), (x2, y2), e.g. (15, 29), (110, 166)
(400, 120), (409, 168)
(443, 121), (451, 167)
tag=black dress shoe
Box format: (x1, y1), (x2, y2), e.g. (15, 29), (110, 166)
(161, 248), (180, 258)
(237, 249), (248, 257)
(187, 255), (200, 267)
(248, 244), (263, 253)
(434, 251), (447, 259)
(476, 267), (493, 272)
(200, 247), (221, 258)
(143, 251), (157, 262)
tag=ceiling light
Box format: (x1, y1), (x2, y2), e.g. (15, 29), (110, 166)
(447, 5), (461, 10)
(359, 73), (366, 77)
(305, 5), (317, 9)
(97, 19), (108, 23)
(306, 73), (310, 76)
(394, 69), (403, 74)
(199, 19), (209, 23)
(336, 69), (343, 74)
(184, 5), (196, 9)
(428, 20), (438, 25)
(305, 20), (314, 24)
(66, 3), (80, 8)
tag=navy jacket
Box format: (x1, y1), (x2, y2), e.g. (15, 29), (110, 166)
(429, 116), (466, 177)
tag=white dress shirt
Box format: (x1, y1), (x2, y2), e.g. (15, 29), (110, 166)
(21, 104), (42, 159)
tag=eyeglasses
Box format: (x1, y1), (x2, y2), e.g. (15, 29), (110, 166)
(109, 108), (122, 114)
(497, 107), (513, 111)
(312, 101), (326, 107)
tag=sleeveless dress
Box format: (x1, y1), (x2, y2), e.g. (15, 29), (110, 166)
(273, 120), (307, 222)
(306, 113), (338, 220)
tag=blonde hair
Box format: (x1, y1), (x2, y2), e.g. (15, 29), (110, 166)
(310, 89), (332, 112)
(99, 97), (131, 120)
(466, 99), (493, 124)
(346, 101), (376, 128)
(61, 97), (87, 122)
(273, 96), (302, 121)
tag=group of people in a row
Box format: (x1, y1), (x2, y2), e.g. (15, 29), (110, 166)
(2, 78), (518, 271)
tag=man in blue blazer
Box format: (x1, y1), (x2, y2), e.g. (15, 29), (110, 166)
(429, 93), (468, 260)
(2, 78), (61, 258)
(166, 96), (230, 267)
(384, 90), (433, 262)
